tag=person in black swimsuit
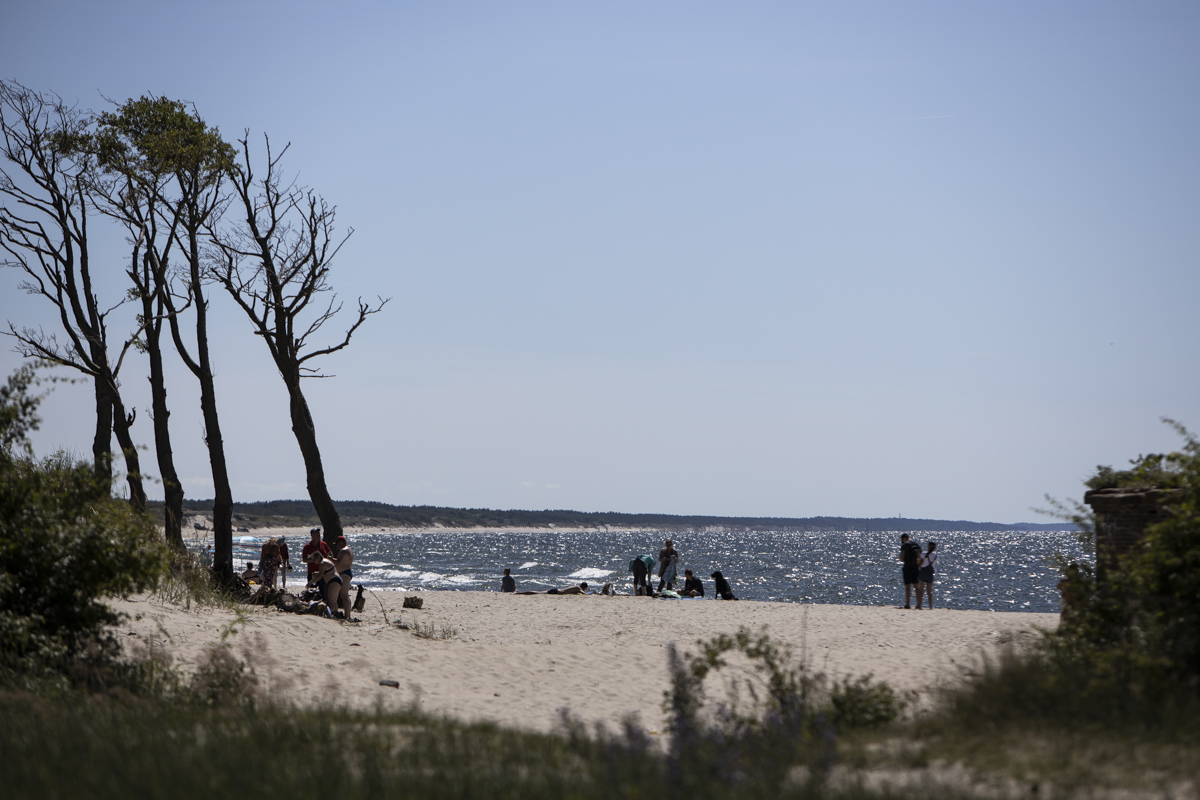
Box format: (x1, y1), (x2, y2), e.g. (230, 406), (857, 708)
(899, 534), (922, 609)
(316, 554), (341, 614)
(683, 569), (705, 597)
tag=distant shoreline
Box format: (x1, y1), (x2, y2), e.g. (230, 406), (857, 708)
(159, 497), (1077, 534)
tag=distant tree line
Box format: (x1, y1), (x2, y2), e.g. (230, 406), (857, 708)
(156, 498), (1077, 533)
(0, 82), (387, 584)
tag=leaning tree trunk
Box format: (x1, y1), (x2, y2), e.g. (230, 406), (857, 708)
(203, 371), (235, 585)
(282, 370), (343, 546)
(108, 383), (147, 512)
(195, 276), (234, 585)
(144, 302), (184, 550)
(91, 376), (113, 492)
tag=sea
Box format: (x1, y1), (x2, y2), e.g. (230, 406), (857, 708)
(225, 528), (1084, 613)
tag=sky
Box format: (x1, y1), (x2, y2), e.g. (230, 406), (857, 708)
(1, 1), (1197, 523)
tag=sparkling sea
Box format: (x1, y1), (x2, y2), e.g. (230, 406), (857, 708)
(229, 528), (1083, 613)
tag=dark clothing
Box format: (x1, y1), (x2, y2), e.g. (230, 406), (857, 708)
(658, 546), (679, 575)
(918, 567), (934, 583)
(901, 540), (922, 587)
(631, 556), (653, 594)
(302, 540), (333, 581)
(279, 541), (290, 569)
(501, 575), (516, 592)
(684, 576), (705, 597)
(711, 571), (737, 600)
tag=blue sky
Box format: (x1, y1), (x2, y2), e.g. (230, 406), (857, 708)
(2, 1), (1197, 522)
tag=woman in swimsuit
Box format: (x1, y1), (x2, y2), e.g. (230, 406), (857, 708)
(318, 555), (342, 615)
(334, 535), (354, 620)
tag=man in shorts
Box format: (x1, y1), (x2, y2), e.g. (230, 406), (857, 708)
(898, 534), (922, 609)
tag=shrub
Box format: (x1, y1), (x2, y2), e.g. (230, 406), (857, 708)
(0, 366), (169, 685)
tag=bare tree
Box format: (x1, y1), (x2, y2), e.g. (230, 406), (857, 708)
(211, 134), (387, 546)
(87, 99), (188, 548)
(87, 97), (239, 562)
(0, 81), (147, 508)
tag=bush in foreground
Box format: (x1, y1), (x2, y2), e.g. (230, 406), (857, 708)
(0, 366), (169, 688)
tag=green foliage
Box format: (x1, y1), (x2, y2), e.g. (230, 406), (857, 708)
(158, 496), (1074, 533)
(4, 696), (617, 800)
(659, 627), (905, 796)
(0, 366), (169, 685)
(1085, 450), (1185, 491)
(0, 364), (42, 456)
(828, 675), (905, 731)
(1061, 421), (1200, 688)
(92, 95), (236, 187)
(944, 420), (1200, 734)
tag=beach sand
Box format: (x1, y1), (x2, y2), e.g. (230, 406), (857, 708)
(110, 588), (1057, 734)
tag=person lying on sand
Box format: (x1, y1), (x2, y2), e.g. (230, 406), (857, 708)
(513, 582), (589, 595)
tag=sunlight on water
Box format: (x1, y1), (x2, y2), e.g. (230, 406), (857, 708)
(336, 528), (1083, 612)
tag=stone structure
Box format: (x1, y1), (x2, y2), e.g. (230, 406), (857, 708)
(1084, 487), (1180, 576)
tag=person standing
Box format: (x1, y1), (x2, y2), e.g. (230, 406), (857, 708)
(334, 535), (354, 620)
(301, 527), (332, 588)
(278, 536), (292, 589)
(899, 534), (922, 609)
(259, 537), (282, 590)
(501, 568), (516, 592)
(916, 541), (938, 609)
(657, 539), (680, 592)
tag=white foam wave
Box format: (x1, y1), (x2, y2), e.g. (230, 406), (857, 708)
(445, 575), (477, 584)
(567, 567), (613, 580)
(368, 569), (418, 580)
(416, 572), (444, 583)
(518, 562), (538, 570)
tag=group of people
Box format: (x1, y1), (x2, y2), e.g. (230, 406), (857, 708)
(240, 528), (357, 620)
(899, 534), (938, 609)
(498, 538), (739, 600)
(241, 535), (293, 589)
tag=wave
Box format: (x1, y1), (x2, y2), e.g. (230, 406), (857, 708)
(366, 569), (419, 580)
(567, 567), (613, 580)
(518, 562), (538, 570)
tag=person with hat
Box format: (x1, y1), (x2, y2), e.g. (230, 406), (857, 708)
(301, 527), (332, 588)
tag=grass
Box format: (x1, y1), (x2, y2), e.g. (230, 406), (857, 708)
(152, 551), (242, 611)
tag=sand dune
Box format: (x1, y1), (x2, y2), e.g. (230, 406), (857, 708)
(110, 590), (1057, 734)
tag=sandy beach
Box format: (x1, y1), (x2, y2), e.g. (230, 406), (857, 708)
(110, 588), (1058, 735)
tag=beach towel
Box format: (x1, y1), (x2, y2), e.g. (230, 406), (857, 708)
(660, 559), (677, 588)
